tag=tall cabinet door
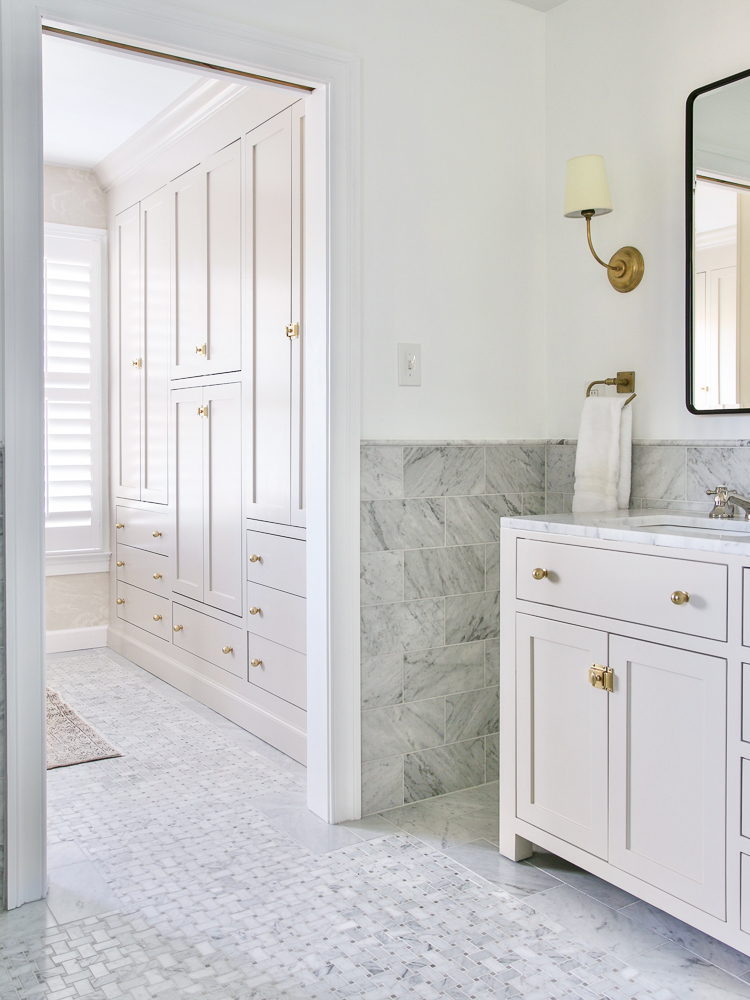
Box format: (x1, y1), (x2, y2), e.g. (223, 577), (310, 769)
(141, 187), (170, 503)
(246, 109), (293, 524)
(609, 636), (727, 918)
(172, 386), (204, 602)
(172, 163), (207, 377)
(115, 204), (141, 499)
(204, 383), (242, 615)
(290, 101), (305, 528)
(516, 614), (609, 859)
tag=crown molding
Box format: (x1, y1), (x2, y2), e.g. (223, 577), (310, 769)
(94, 76), (245, 191)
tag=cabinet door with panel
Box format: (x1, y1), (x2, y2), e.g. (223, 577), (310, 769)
(114, 203), (141, 499)
(173, 385), (204, 602)
(141, 187), (170, 503)
(609, 636), (727, 918)
(516, 614), (609, 859)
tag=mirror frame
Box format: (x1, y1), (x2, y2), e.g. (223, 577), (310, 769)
(686, 66), (750, 414)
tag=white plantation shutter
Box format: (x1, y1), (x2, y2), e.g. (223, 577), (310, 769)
(44, 227), (106, 554)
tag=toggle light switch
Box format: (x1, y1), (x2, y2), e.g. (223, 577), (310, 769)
(398, 343), (421, 386)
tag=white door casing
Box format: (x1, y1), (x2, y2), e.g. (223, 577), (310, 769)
(141, 186), (170, 503)
(115, 203), (141, 499)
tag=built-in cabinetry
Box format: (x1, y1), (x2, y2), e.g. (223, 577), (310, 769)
(109, 92), (307, 763)
(501, 521), (750, 955)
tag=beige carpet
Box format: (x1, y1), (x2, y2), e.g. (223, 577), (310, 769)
(46, 687), (122, 769)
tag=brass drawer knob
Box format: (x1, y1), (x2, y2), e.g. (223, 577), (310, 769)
(116, 523), (124, 529)
(116, 598), (124, 605)
(532, 567), (548, 580)
(116, 560), (124, 567)
(152, 531), (161, 538)
(250, 606), (261, 615)
(153, 572), (162, 580)
(173, 625), (183, 632)
(153, 614), (162, 622)
(249, 554), (261, 563)
(671, 591), (690, 605)
(251, 658), (262, 667)
(222, 646), (233, 654)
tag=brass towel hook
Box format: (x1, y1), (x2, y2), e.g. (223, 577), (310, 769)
(586, 371), (636, 406)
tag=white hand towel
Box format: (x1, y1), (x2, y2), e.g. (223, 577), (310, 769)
(572, 396), (632, 513)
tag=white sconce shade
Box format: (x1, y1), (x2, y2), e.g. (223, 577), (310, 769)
(564, 154), (614, 218)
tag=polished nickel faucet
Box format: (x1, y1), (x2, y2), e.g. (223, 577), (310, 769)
(707, 485), (750, 520)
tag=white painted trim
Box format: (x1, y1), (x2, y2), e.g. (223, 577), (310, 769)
(3, 0), (361, 906)
(46, 551), (111, 575)
(46, 625), (108, 652)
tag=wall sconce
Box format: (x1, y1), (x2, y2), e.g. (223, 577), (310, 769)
(564, 154), (644, 293)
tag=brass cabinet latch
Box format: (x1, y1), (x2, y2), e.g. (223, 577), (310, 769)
(589, 665), (614, 692)
(286, 323), (299, 339)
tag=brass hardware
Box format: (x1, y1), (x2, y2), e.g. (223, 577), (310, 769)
(153, 614), (162, 621)
(286, 322), (299, 339)
(132, 357), (142, 368)
(116, 522), (124, 529)
(197, 405), (209, 418)
(583, 211), (644, 293)
(532, 567), (548, 580)
(222, 646), (233, 654)
(586, 372), (636, 406)
(589, 664), (614, 692)
(671, 591), (690, 606)
(250, 606), (261, 615)
(116, 560), (124, 567)
(173, 625), (183, 632)
(116, 598), (124, 605)
(249, 554), (261, 563)
(152, 531), (161, 537)
(250, 658), (262, 667)
(195, 343), (207, 356)
(153, 572), (162, 580)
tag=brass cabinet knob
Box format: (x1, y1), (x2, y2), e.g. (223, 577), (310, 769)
(250, 658), (262, 667)
(222, 646), (233, 654)
(249, 554), (261, 563)
(173, 625), (183, 632)
(116, 523), (124, 529)
(152, 531), (162, 538)
(249, 606), (261, 615)
(132, 358), (142, 368)
(153, 614), (162, 621)
(116, 560), (124, 567)
(671, 591), (690, 605)
(532, 567), (548, 580)
(116, 598), (124, 605)
(286, 322), (299, 339)
(153, 573), (162, 580)
(195, 343), (207, 356)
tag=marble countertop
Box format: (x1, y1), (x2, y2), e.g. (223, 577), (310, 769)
(501, 508), (750, 556)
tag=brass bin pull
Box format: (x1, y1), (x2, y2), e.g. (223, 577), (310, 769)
(249, 554), (261, 563)
(116, 560), (124, 567)
(116, 598), (124, 605)
(222, 646), (233, 655)
(116, 523), (124, 529)
(532, 567), (548, 580)
(250, 606), (261, 615)
(250, 658), (262, 667)
(153, 614), (162, 622)
(589, 665), (614, 692)
(671, 591), (690, 605)
(173, 625), (183, 632)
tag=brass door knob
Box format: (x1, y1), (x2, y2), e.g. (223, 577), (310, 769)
(116, 560), (124, 567)
(153, 614), (162, 622)
(116, 598), (124, 605)
(153, 573), (162, 580)
(532, 568), (548, 580)
(671, 591), (690, 605)
(222, 646), (233, 654)
(116, 523), (124, 529)
(249, 554), (261, 563)
(152, 531), (161, 538)
(250, 658), (262, 667)
(173, 625), (183, 632)
(250, 606), (261, 615)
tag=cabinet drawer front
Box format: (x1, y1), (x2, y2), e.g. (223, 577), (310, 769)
(517, 539), (727, 640)
(247, 530), (306, 597)
(116, 544), (170, 597)
(116, 581), (170, 640)
(115, 506), (170, 555)
(247, 582), (306, 654)
(172, 603), (246, 679)
(247, 632), (306, 710)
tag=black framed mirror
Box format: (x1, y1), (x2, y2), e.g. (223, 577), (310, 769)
(687, 67), (750, 413)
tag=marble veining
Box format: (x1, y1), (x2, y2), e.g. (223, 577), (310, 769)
(360, 550), (404, 605)
(686, 446), (750, 501)
(445, 495), (503, 544)
(361, 498), (445, 551)
(404, 738), (485, 802)
(403, 446), (484, 497)
(546, 443), (576, 494)
(485, 443), (545, 494)
(445, 686), (499, 742)
(361, 697), (445, 761)
(403, 642), (485, 701)
(361, 652), (403, 709)
(403, 544), (485, 599)
(361, 755), (403, 814)
(631, 445), (686, 501)
(360, 597), (445, 657)
(445, 590), (500, 644)
(360, 446), (403, 499)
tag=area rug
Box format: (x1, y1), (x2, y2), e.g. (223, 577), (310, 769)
(46, 687), (122, 769)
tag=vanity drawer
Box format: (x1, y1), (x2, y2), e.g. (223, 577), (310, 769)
(115, 506), (169, 554)
(116, 544), (170, 597)
(247, 530), (306, 597)
(743, 759), (750, 840)
(247, 581), (306, 654)
(516, 539), (728, 640)
(172, 603), (246, 680)
(247, 633), (306, 710)
(116, 581), (170, 641)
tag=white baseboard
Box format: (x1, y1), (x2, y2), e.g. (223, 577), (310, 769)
(46, 625), (109, 653)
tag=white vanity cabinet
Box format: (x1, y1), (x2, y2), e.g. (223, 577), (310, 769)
(501, 519), (750, 955)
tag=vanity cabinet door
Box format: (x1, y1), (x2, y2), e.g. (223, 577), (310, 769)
(516, 614), (609, 859)
(608, 636), (726, 918)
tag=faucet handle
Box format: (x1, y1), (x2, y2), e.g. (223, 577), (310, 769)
(706, 485), (729, 496)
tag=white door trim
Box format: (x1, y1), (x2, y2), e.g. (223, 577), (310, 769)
(1, 0), (361, 908)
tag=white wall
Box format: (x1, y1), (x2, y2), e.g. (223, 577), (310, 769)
(173, 0), (547, 441)
(545, 0), (750, 441)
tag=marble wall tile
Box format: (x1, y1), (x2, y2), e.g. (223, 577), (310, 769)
(485, 732), (499, 781)
(522, 493), (545, 515)
(546, 444), (576, 494)
(361, 653), (403, 710)
(686, 446), (750, 500)
(545, 492), (565, 515)
(403, 447), (484, 498)
(361, 757), (403, 814)
(445, 496), (501, 544)
(631, 445), (686, 500)
(361, 698), (445, 761)
(361, 598), (445, 657)
(403, 738), (485, 802)
(484, 637), (499, 687)
(445, 686), (499, 742)
(361, 447), (403, 499)
(641, 498), (711, 513)
(485, 444), (545, 494)
(361, 498), (445, 551)
(360, 551), (404, 605)
(403, 642), (484, 701)
(485, 543), (500, 591)
(403, 545), (484, 600)
(445, 590), (499, 644)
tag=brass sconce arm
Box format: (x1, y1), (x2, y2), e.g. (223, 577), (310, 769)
(583, 212), (625, 274)
(581, 210), (644, 293)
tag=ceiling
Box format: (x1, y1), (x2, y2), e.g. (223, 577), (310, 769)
(43, 33), (207, 169)
(508, 0), (569, 11)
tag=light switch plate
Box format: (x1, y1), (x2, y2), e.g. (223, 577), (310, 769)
(398, 343), (421, 386)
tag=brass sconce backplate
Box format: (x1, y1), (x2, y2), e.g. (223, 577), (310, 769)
(608, 246), (644, 293)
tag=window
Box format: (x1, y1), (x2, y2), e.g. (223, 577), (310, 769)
(44, 224), (108, 570)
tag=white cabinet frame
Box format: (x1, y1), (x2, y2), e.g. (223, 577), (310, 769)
(1, 0), (361, 907)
